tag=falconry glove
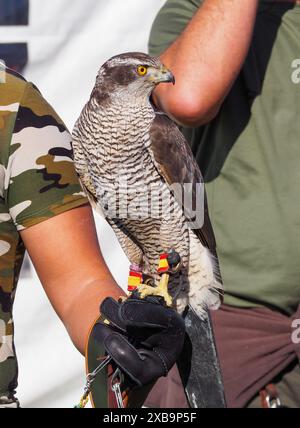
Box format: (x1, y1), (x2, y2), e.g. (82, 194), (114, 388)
(92, 293), (186, 386)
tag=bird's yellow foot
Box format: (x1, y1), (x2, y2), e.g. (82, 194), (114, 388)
(138, 277), (173, 307)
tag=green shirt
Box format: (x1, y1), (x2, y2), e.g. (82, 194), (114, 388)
(149, 1), (300, 315)
(0, 67), (87, 401)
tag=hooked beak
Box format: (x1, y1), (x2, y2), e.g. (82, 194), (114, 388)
(160, 66), (175, 85)
(148, 66), (175, 85)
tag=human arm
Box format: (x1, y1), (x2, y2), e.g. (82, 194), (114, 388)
(20, 207), (185, 384)
(151, 0), (259, 126)
(6, 80), (125, 355)
(20, 205), (125, 354)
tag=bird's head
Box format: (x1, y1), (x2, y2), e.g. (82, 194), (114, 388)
(91, 52), (175, 105)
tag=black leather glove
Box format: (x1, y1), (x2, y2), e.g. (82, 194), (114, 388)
(92, 293), (186, 386)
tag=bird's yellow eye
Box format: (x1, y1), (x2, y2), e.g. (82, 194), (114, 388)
(137, 65), (148, 76)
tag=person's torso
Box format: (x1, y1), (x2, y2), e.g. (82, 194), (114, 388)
(150, 1), (300, 314)
(186, 3), (300, 314)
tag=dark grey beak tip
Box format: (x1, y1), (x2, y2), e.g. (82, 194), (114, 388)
(166, 71), (175, 85)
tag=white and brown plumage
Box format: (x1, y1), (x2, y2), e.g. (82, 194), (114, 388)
(72, 52), (223, 317)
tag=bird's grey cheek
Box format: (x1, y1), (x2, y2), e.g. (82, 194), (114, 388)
(110, 67), (137, 86)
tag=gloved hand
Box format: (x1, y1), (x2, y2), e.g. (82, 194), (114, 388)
(92, 292), (186, 386)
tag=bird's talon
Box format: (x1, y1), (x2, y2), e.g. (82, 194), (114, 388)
(170, 261), (182, 274)
(137, 284), (173, 307)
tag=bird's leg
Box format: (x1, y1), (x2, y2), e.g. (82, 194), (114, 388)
(138, 250), (182, 307)
(138, 272), (173, 306)
(124, 263), (158, 301)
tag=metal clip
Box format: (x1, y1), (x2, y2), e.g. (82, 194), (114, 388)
(75, 355), (112, 408)
(111, 368), (124, 408)
(266, 394), (283, 409)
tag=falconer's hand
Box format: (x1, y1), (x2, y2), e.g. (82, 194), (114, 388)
(92, 292), (186, 386)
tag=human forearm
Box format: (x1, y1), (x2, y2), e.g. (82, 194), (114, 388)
(154, 0), (259, 126)
(46, 249), (125, 354)
(21, 205), (125, 354)
(60, 274), (125, 354)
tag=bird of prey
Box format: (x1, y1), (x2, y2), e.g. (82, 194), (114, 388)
(72, 52), (223, 317)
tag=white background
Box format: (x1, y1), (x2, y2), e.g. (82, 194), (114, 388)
(0, 0), (165, 408)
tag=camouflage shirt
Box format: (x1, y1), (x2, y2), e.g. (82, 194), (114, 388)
(0, 67), (88, 404)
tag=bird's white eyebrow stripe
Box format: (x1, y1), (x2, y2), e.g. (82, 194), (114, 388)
(105, 57), (158, 69)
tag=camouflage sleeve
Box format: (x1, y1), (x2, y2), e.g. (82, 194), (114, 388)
(4, 82), (88, 231)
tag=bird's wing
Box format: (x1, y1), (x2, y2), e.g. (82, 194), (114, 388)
(148, 112), (216, 255)
(108, 218), (144, 267)
(72, 132), (105, 218)
(79, 176), (105, 218)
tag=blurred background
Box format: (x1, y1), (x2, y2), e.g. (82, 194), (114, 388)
(0, 0), (165, 407)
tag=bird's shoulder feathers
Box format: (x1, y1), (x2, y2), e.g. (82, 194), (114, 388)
(149, 112), (217, 254)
